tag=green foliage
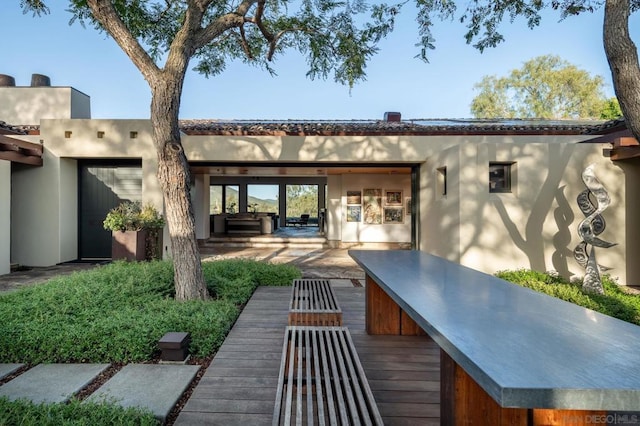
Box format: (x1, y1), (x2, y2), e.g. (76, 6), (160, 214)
(286, 185), (319, 218)
(103, 201), (165, 232)
(0, 259), (299, 363)
(600, 97), (623, 120)
(203, 258), (301, 304)
(26, 0), (404, 89)
(471, 55), (610, 119)
(413, 1), (621, 57)
(0, 397), (159, 426)
(496, 269), (640, 325)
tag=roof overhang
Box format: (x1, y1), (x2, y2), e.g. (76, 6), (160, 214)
(0, 135), (43, 166)
(582, 128), (640, 161)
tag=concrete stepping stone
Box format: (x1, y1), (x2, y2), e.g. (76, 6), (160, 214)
(86, 364), (199, 422)
(0, 363), (110, 404)
(0, 364), (25, 380)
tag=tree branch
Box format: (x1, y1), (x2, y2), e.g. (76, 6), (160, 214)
(239, 24), (254, 59)
(86, 0), (160, 83)
(192, 0), (257, 50)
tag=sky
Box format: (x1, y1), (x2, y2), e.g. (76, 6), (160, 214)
(2, 2), (639, 120)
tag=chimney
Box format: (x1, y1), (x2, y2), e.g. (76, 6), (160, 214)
(0, 74), (16, 87)
(384, 112), (401, 122)
(31, 73), (51, 87)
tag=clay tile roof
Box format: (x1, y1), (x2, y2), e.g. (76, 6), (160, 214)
(0, 121), (36, 135)
(178, 118), (612, 136)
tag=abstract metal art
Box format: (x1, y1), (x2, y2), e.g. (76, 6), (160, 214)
(573, 164), (616, 294)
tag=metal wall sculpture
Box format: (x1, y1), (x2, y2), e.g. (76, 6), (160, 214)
(573, 164), (616, 294)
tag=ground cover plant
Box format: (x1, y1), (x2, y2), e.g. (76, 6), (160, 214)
(495, 269), (640, 326)
(0, 259), (301, 364)
(0, 259), (300, 423)
(0, 398), (159, 426)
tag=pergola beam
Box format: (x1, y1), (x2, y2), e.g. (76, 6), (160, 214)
(0, 135), (42, 166)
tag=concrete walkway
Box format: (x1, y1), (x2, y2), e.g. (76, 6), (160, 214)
(0, 362), (198, 422)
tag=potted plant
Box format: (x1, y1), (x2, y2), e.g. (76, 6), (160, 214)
(103, 201), (165, 261)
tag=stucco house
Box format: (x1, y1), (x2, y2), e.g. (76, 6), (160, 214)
(1, 74), (638, 287)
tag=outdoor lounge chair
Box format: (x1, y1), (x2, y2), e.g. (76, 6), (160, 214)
(286, 214), (310, 227)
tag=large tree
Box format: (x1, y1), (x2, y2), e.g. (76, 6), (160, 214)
(20, 0), (400, 300)
(471, 55), (617, 119)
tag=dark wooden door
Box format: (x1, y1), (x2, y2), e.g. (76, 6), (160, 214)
(79, 164), (142, 259)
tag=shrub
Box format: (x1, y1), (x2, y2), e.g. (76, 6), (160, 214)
(203, 258), (301, 303)
(0, 259), (300, 363)
(103, 201), (165, 232)
(495, 269), (640, 326)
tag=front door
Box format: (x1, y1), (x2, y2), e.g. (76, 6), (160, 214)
(78, 164), (142, 259)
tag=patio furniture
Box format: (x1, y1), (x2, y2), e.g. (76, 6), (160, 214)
(273, 326), (383, 426)
(224, 214), (274, 234)
(286, 214), (310, 227)
(288, 279), (342, 326)
(349, 249), (640, 424)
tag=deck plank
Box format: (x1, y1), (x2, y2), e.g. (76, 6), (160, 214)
(175, 286), (440, 425)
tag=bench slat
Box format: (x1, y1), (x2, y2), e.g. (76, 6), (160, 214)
(288, 279), (343, 326)
(274, 326), (383, 426)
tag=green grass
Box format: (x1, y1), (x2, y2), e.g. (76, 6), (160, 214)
(0, 259), (301, 364)
(0, 398), (159, 426)
(495, 269), (640, 325)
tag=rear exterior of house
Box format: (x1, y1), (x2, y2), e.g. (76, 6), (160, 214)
(1, 76), (638, 287)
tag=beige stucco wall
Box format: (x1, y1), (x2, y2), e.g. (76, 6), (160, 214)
(11, 120), (160, 265)
(0, 87), (90, 125)
(617, 158), (640, 287)
(421, 144), (463, 262)
(12, 151), (65, 266)
(15, 117), (631, 285)
(420, 139), (627, 285)
(326, 175), (342, 244)
(0, 161), (10, 275)
(182, 134), (462, 163)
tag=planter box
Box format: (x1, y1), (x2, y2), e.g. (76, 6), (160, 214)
(112, 230), (147, 261)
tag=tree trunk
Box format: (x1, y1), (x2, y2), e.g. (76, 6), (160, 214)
(604, 0), (640, 139)
(151, 76), (209, 301)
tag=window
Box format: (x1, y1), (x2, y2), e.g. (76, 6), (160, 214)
(247, 184), (279, 214)
(286, 184), (318, 223)
(209, 185), (223, 214)
(437, 167), (447, 196)
(489, 162), (514, 193)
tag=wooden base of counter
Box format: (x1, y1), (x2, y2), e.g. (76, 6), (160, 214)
(365, 274), (606, 426)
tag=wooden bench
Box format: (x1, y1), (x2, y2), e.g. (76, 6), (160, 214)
(349, 249), (640, 425)
(273, 326), (383, 426)
(289, 279), (342, 326)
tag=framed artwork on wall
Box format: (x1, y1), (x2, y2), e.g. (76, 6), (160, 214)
(384, 207), (404, 224)
(346, 205), (361, 222)
(385, 190), (403, 206)
(363, 188), (382, 224)
(347, 190), (362, 205)
(406, 198), (412, 215)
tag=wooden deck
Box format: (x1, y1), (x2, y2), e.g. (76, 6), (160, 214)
(175, 286), (439, 425)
